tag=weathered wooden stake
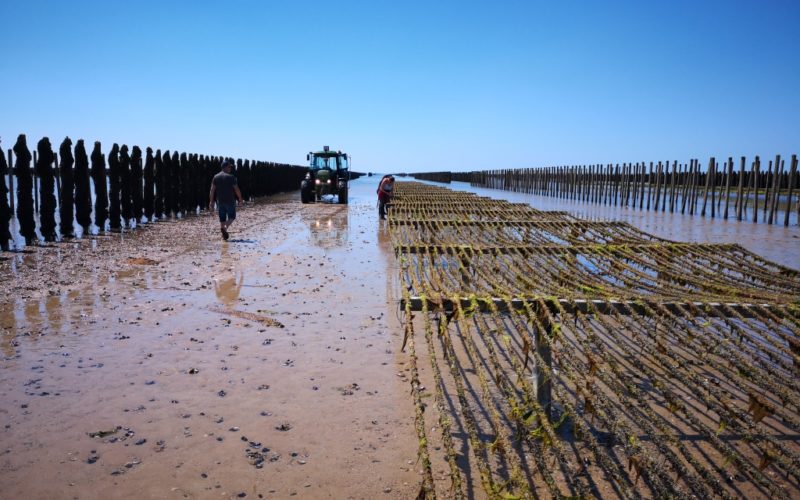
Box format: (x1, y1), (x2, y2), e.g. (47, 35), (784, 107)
(668, 161), (677, 212)
(738, 157), (748, 221)
(680, 162), (689, 214)
(710, 158), (717, 218)
(763, 158), (775, 219)
(33, 150), (39, 214)
(701, 157), (713, 217)
(7, 149), (13, 213)
(753, 156), (760, 223)
(54, 152), (61, 208)
(689, 160), (698, 215)
(717, 159), (725, 213)
(534, 319), (553, 422)
(660, 161), (668, 212)
(723, 157), (733, 219)
(768, 157), (782, 225)
(654, 161), (663, 212)
(785, 155), (797, 227)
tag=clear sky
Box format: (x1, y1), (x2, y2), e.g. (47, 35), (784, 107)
(1, 0), (798, 172)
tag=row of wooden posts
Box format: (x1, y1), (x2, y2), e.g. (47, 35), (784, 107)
(413, 155), (799, 226)
(0, 134), (307, 250)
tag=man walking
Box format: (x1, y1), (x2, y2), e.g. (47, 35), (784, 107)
(209, 159), (244, 240)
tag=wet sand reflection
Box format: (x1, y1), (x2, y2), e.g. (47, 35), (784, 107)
(214, 271), (244, 305)
(0, 297), (18, 357)
(307, 208), (349, 248)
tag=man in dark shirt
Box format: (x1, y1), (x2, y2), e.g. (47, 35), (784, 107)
(209, 159), (244, 240)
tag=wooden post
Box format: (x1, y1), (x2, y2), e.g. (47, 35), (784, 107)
(572, 166), (577, 200)
(622, 163), (627, 206)
(723, 157), (733, 219)
(630, 163), (636, 207)
(752, 156), (760, 223)
(680, 162), (690, 214)
(594, 165), (599, 203)
(736, 157), (746, 221)
(688, 160), (696, 215)
(597, 166), (602, 204)
(763, 158), (776, 219)
(563, 166), (567, 199)
(552, 167), (557, 197)
(662, 160), (668, 211)
(584, 166), (589, 201)
(626, 163), (633, 207)
(534, 317), (553, 422)
(717, 159), (726, 213)
(744, 159), (754, 219)
(595, 164), (600, 204)
(7, 149), (13, 213)
(583, 165), (588, 201)
(638, 162), (646, 209)
(710, 158), (717, 218)
(637, 162), (644, 209)
(689, 158), (700, 215)
(33, 150), (39, 214)
(785, 155), (797, 227)
(583, 165), (592, 202)
(622, 163), (629, 206)
(581, 165), (587, 201)
(587, 165), (593, 202)
(54, 152), (61, 207)
(768, 157), (783, 225)
(701, 157), (714, 217)
(669, 161), (677, 212)
(602, 164), (607, 205)
(798, 167), (800, 224)
(653, 161), (662, 212)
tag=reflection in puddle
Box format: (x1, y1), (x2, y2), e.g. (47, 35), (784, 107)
(308, 210), (349, 248)
(213, 244), (244, 306)
(45, 294), (63, 333)
(115, 267), (141, 280)
(377, 221), (392, 247)
(1, 288), (98, 355)
(24, 299), (43, 329)
(0, 297), (18, 357)
(215, 272), (244, 306)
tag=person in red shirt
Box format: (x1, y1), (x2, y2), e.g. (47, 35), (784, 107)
(377, 175), (394, 220)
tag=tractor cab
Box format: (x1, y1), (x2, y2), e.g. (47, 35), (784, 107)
(301, 146), (349, 204)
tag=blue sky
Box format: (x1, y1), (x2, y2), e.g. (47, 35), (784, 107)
(1, 0), (798, 172)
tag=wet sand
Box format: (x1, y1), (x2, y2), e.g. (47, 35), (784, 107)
(2, 177), (798, 499)
(0, 181), (419, 499)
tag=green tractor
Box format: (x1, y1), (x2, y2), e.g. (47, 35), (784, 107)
(301, 146), (350, 204)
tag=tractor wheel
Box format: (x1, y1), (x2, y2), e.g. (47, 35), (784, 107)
(338, 188), (348, 204)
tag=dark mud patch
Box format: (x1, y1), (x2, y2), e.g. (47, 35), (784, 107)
(207, 305), (285, 328)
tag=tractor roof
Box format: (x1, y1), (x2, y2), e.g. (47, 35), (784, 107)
(312, 150), (346, 157)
